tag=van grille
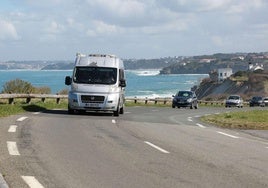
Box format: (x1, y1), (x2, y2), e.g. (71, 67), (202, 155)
(81, 95), (105, 103)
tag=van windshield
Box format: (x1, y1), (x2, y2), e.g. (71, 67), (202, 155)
(73, 67), (117, 85)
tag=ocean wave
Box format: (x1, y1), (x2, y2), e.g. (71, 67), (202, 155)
(126, 69), (160, 76)
(127, 91), (175, 99)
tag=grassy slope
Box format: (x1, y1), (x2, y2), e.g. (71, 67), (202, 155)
(201, 110), (268, 130)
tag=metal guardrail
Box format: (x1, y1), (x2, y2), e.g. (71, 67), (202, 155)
(0, 94), (67, 104)
(125, 97), (172, 105)
(0, 94), (239, 106)
(125, 97), (229, 105)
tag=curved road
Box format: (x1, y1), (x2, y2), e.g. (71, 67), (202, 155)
(0, 107), (267, 188)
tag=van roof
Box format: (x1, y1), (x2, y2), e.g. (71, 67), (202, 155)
(76, 53), (116, 58)
(75, 53), (124, 68)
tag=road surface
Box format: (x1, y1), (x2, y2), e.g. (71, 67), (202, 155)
(0, 106), (267, 188)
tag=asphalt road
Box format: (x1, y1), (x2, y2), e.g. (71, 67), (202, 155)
(0, 106), (267, 188)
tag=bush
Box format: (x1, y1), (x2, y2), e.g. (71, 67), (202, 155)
(34, 86), (51, 94)
(1, 79), (52, 94)
(233, 71), (248, 77)
(2, 79), (34, 94)
(58, 88), (69, 95)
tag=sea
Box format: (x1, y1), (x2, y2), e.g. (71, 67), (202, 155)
(0, 70), (208, 98)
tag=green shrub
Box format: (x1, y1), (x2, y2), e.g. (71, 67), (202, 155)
(33, 86), (51, 94)
(57, 88), (69, 95)
(2, 79), (34, 94)
(1, 79), (53, 94)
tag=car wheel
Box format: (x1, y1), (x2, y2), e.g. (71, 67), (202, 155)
(190, 103), (193, 109)
(194, 102), (198, 109)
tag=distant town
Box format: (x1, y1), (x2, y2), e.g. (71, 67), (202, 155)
(0, 52), (268, 74)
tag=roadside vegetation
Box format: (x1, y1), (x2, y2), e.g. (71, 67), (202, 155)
(201, 110), (268, 130)
(1, 79), (268, 130)
(1, 78), (68, 94)
(0, 99), (68, 118)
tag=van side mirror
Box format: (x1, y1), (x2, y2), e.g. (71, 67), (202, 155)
(65, 76), (72, 85)
(119, 79), (126, 87)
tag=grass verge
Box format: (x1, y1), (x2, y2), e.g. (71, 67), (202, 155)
(201, 110), (268, 130)
(0, 99), (68, 118)
(1, 100), (268, 130)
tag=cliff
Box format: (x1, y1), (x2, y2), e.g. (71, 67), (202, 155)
(195, 71), (268, 100)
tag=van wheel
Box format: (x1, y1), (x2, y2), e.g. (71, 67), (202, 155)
(119, 106), (124, 114)
(68, 106), (75, 114)
(113, 106), (120, 116)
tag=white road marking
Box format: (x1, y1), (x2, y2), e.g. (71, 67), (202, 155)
(194, 115), (200, 118)
(187, 117), (193, 122)
(22, 176), (44, 188)
(8, 125), (18, 133)
(112, 119), (116, 124)
(196, 123), (206, 128)
(33, 112), (40, 115)
(217, 131), (239, 139)
(7, 141), (20, 156)
(17, 116), (28, 122)
(144, 141), (170, 154)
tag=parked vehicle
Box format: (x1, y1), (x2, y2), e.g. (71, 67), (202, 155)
(260, 97), (268, 107)
(65, 53), (126, 116)
(172, 91), (198, 109)
(249, 96), (263, 107)
(225, 95), (243, 108)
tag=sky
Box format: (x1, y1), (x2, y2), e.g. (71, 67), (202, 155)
(0, 0), (268, 61)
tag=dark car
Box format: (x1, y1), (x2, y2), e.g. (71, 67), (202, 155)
(249, 96), (263, 107)
(260, 97), (268, 107)
(172, 91), (198, 109)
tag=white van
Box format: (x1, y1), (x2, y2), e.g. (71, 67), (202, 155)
(65, 53), (126, 116)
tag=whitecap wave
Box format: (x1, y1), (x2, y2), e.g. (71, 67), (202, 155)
(127, 69), (160, 76)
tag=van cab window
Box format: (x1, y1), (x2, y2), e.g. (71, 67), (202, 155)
(73, 67), (117, 85)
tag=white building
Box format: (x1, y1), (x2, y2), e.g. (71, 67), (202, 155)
(218, 68), (232, 82)
(248, 62), (264, 71)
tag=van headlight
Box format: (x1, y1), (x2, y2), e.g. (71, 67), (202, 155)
(187, 98), (193, 103)
(69, 93), (78, 103)
(107, 94), (118, 104)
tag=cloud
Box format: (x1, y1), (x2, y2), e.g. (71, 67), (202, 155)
(45, 21), (65, 34)
(85, 0), (146, 17)
(0, 19), (20, 40)
(86, 20), (123, 37)
(0, 0), (268, 60)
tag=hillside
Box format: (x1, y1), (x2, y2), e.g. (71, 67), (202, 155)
(1, 52), (268, 72)
(160, 52), (268, 74)
(195, 70), (268, 100)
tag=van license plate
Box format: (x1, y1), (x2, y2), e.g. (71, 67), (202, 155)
(85, 103), (99, 107)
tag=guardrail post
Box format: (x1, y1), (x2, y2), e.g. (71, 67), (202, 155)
(26, 97), (31, 104)
(8, 98), (14, 105)
(41, 97), (45, 103)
